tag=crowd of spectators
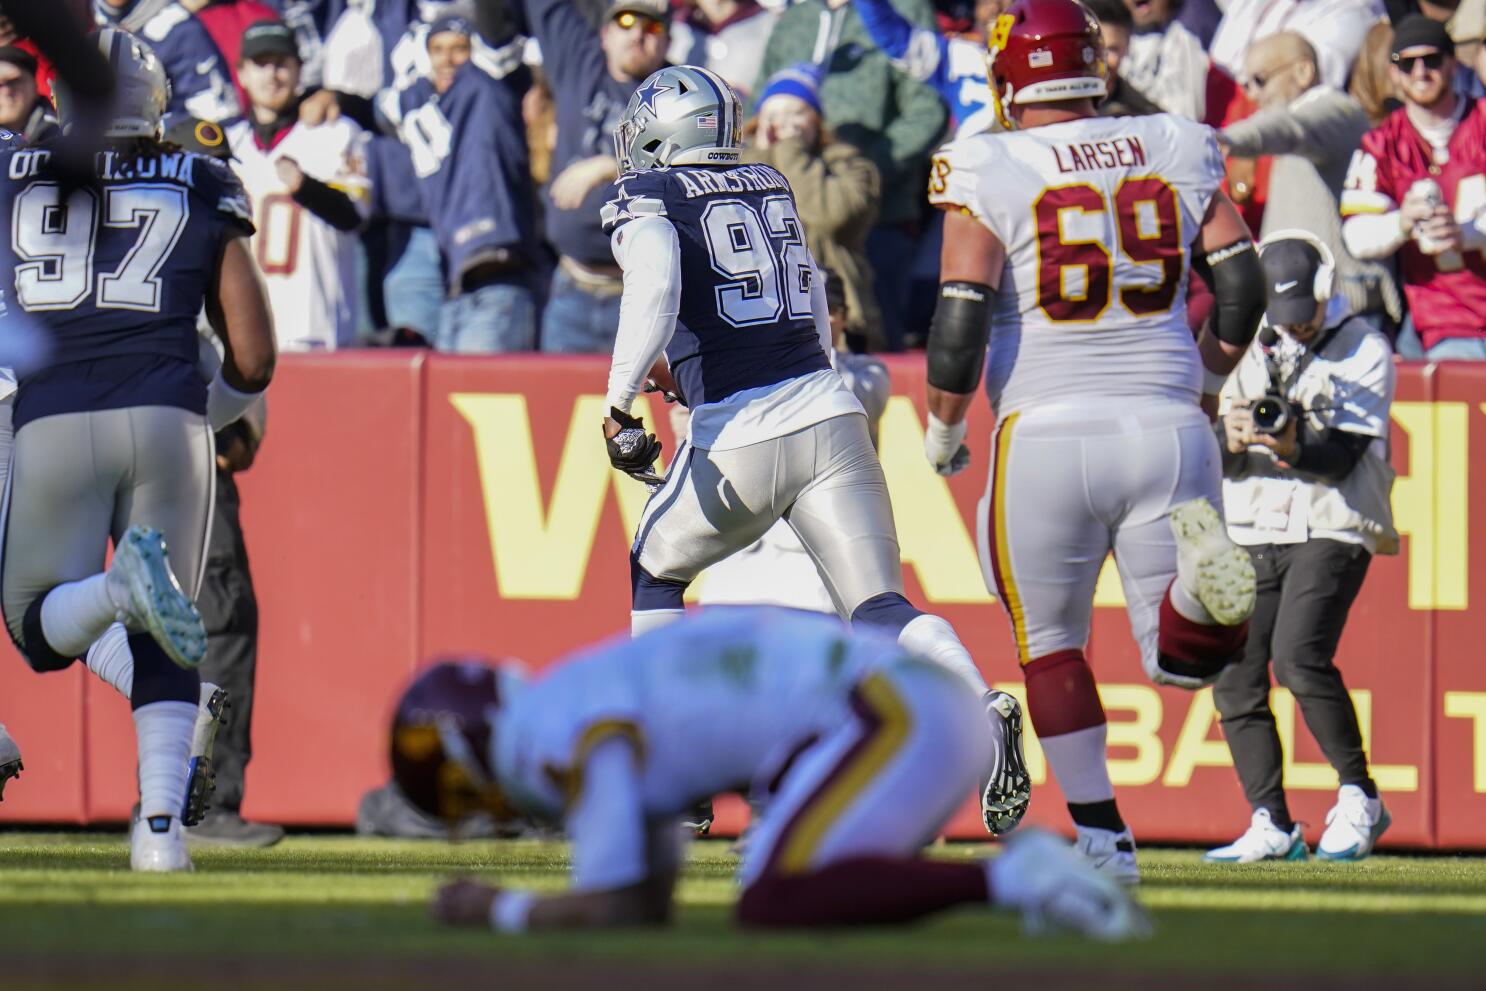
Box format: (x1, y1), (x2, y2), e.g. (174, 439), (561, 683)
(12, 0), (1486, 357)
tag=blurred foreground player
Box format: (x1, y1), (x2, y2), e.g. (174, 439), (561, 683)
(922, 0), (1264, 882)
(392, 609), (1145, 939)
(599, 65), (1029, 836)
(0, 30), (275, 869)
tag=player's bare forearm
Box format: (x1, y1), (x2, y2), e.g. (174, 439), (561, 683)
(211, 235), (277, 392)
(1197, 329), (1246, 376)
(927, 385), (976, 426)
(432, 878), (672, 932)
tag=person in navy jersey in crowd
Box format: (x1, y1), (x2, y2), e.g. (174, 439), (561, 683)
(391, 16), (538, 351)
(94, 0), (241, 120)
(524, 0), (670, 354)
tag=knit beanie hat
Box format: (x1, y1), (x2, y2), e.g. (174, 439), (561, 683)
(756, 62), (825, 115)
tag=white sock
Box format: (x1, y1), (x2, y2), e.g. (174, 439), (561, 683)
(631, 609), (684, 637)
(85, 623), (133, 699)
(897, 614), (988, 693)
(1169, 579), (1216, 625)
(39, 575), (122, 658)
(1040, 724), (1116, 804)
(133, 700), (195, 819)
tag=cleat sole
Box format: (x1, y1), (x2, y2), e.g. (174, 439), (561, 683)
(1170, 499), (1256, 626)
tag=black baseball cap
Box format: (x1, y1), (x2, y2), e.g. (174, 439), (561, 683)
(1260, 237), (1325, 326)
(1391, 15), (1453, 58)
(165, 115), (234, 161)
(0, 45), (37, 76)
(240, 19), (299, 62)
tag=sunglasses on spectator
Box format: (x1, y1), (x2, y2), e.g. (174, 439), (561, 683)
(1391, 51), (1446, 72)
(612, 11), (666, 35)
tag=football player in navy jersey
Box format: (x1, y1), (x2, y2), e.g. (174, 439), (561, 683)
(0, 29), (275, 870)
(599, 64), (1030, 839)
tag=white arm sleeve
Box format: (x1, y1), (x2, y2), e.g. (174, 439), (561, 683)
(1343, 211), (1408, 260)
(566, 736), (649, 893)
(606, 216), (682, 414)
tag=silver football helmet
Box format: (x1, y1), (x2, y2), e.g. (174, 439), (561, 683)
(613, 65), (743, 172)
(55, 27), (170, 139)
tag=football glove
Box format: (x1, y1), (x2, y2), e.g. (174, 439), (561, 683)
(924, 412), (971, 477)
(605, 406), (664, 484)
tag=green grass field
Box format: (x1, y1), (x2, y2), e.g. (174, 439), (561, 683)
(4, 833), (1485, 990)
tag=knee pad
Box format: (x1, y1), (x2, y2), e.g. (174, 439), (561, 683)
(849, 592), (922, 636)
(1153, 593), (1247, 690)
(19, 593), (79, 673)
(129, 634), (200, 709)
(1022, 649), (1105, 737)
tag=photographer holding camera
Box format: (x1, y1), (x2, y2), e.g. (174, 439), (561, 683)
(1208, 230), (1399, 864)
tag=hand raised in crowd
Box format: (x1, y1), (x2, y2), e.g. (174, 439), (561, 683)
(549, 154), (619, 210)
(275, 156), (306, 194)
(297, 88), (342, 127)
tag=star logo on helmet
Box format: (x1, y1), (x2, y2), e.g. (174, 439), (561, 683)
(634, 78), (672, 116)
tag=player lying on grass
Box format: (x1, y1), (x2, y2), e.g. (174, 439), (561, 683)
(389, 608), (1145, 939)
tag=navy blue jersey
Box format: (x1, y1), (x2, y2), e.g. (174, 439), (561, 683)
(526, 0), (637, 265)
(98, 2), (240, 122)
(0, 142), (255, 428)
(601, 165), (830, 408)
(395, 63), (535, 290)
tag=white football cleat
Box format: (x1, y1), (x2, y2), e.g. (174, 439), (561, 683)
(1170, 497), (1256, 626)
(994, 829), (1151, 942)
(181, 684), (229, 827)
(1317, 785), (1390, 861)
(1075, 824), (1141, 886)
(981, 690), (1031, 835)
(0, 723), (21, 801)
(1204, 809), (1309, 863)
(131, 815), (193, 872)
(108, 525), (207, 670)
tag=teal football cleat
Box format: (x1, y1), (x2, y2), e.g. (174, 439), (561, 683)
(108, 525), (207, 670)
(1317, 785), (1390, 861)
(1205, 809), (1309, 863)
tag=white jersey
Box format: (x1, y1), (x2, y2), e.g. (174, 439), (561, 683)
(226, 118), (368, 352)
(929, 112), (1225, 417)
(491, 609), (910, 822)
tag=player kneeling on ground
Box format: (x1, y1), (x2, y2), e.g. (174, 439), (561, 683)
(390, 609), (1145, 939)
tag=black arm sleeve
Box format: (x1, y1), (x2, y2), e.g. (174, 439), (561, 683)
(1193, 239), (1265, 348)
(1290, 427), (1374, 483)
(292, 176), (362, 232)
(330, 91), (377, 133)
(926, 281), (994, 394)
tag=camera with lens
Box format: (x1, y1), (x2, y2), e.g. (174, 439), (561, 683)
(1250, 392), (1297, 436)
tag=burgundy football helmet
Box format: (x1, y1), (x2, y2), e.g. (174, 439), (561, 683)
(987, 0), (1107, 129)
(388, 658), (522, 823)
